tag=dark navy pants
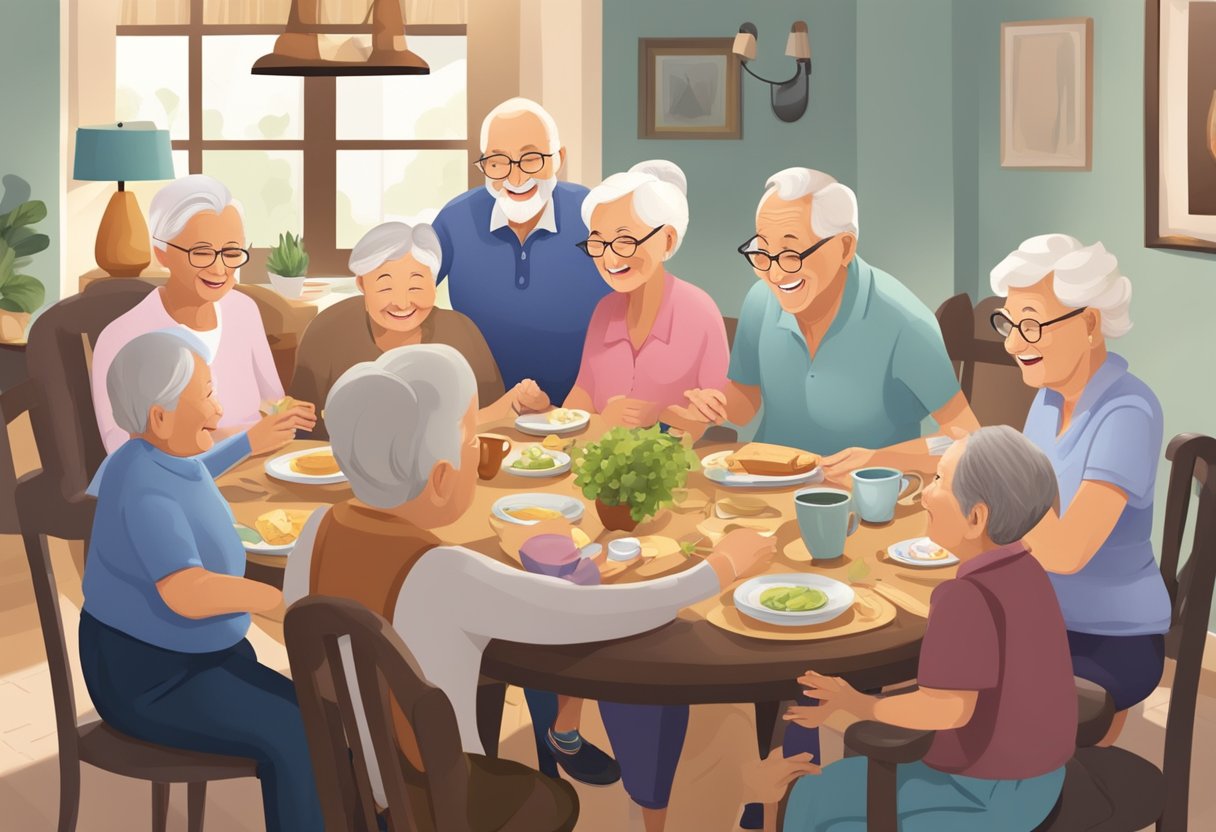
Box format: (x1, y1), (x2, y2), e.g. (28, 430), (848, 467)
(524, 689), (688, 809)
(79, 612), (323, 832)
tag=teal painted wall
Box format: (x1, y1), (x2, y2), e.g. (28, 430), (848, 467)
(602, 0), (858, 319)
(0, 1), (60, 309)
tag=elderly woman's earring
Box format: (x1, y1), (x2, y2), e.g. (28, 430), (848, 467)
(1088, 334), (1094, 344)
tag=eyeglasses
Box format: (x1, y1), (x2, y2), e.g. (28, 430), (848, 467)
(476, 152), (554, 180)
(576, 225), (665, 259)
(155, 239), (250, 270)
(737, 234), (836, 273)
(990, 306), (1088, 343)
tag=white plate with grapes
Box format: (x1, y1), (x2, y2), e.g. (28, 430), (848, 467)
(515, 408), (590, 437)
(503, 445), (572, 478)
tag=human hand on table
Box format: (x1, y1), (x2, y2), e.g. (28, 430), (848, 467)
(820, 447), (876, 482)
(741, 751), (820, 805)
(783, 670), (874, 729)
(247, 404), (317, 455)
(706, 529), (777, 588)
(601, 395), (662, 428)
(682, 388), (729, 425)
(510, 379), (550, 414)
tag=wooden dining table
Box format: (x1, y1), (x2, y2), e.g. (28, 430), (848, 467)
(218, 415), (956, 756)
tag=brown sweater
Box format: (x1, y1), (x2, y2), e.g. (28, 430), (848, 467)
(309, 501), (442, 773)
(289, 298), (505, 438)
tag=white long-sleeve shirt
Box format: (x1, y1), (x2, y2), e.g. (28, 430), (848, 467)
(282, 507), (720, 802)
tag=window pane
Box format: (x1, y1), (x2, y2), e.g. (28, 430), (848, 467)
(127, 151), (191, 237)
(202, 37), (303, 140)
(336, 37), (467, 140)
(336, 150), (468, 249)
(203, 151), (303, 248)
(116, 36), (189, 140)
(203, 0), (290, 24)
(120, 0), (189, 25)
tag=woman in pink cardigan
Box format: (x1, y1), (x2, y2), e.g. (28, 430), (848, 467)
(91, 175), (315, 458)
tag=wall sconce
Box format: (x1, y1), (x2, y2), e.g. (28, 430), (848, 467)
(732, 21), (812, 123)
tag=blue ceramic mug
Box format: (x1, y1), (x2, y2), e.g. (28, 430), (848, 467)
(850, 467), (923, 524)
(793, 487), (859, 560)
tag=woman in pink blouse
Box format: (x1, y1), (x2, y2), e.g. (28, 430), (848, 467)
(92, 175), (314, 456)
(568, 160), (729, 435)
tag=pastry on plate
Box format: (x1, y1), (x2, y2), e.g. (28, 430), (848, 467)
(290, 451), (341, 476)
(254, 509), (312, 546)
(725, 443), (818, 476)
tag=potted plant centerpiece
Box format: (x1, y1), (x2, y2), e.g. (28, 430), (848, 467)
(266, 231), (309, 299)
(572, 426), (700, 532)
(0, 199), (49, 341)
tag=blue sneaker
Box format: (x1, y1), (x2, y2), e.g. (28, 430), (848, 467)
(543, 729), (621, 786)
(740, 803), (765, 829)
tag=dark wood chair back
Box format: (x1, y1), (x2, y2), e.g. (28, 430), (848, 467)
(1155, 433), (1216, 831)
(723, 315), (738, 351)
(284, 596), (471, 832)
(934, 293), (1036, 428)
(234, 283), (310, 391)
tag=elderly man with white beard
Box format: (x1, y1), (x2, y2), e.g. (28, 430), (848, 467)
(432, 97), (617, 787)
(433, 97), (610, 405)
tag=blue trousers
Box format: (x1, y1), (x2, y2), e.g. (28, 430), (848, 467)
(79, 612), (323, 832)
(524, 689), (688, 809)
(785, 758), (1065, 832)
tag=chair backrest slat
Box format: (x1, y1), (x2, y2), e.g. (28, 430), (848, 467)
(1157, 434), (1216, 832)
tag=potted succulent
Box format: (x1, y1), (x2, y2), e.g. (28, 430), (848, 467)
(0, 199), (49, 342)
(572, 426), (700, 531)
(266, 231), (309, 299)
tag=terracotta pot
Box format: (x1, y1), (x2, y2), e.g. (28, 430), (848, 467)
(596, 499), (640, 532)
(0, 311), (30, 343)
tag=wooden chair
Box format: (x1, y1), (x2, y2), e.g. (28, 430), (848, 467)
(284, 596), (579, 832)
(234, 283), (312, 392)
(6, 280), (257, 832)
(841, 432), (1216, 831)
(934, 293), (1036, 428)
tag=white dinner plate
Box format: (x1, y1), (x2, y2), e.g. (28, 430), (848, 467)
(700, 451), (824, 489)
(887, 537), (960, 568)
(264, 446), (348, 486)
(503, 448), (572, 478)
(491, 493), (585, 526)
(515, 409), (591, 436)
(234, 524), (293, 557)
(733, 573), (854, 627)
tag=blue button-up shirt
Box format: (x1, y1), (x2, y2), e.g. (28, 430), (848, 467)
(1022, 353), (1172, 637)
(432, 183), (610, 403)
(82, 434), (252, 653)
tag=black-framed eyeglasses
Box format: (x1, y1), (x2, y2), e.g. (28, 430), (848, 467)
(576, 225), (665, 258)
(990, 306), (1088, 344)
(475, 152), (554, 180)
(737, 234), (836, 273)
(155, 239), (250, 270)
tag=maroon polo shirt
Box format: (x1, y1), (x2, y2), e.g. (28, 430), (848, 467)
(918, 543), (1076, 780)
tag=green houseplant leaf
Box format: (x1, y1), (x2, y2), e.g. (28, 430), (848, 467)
(572, 426), (700, 523)
(0, 274), (46, 313)
(0, 200), (48, 233)
(5, 227), (50, 258)
(266, 231), (309, 277)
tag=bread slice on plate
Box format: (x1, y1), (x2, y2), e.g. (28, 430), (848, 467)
(725, 443), (818, 476)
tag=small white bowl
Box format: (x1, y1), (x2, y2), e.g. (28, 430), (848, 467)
(608, 537), (642, 562)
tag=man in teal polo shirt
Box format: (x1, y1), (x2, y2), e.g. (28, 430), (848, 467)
(683, 167), (978, 473)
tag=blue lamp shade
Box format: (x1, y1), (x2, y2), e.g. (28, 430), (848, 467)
(73, 121), (174, 183)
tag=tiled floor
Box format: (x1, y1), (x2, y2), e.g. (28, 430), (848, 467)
(0, 532), (1212, 831)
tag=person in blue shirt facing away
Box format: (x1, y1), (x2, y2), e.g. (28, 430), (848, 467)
(432, 97), (610, 405)
(79, 330), (322, 832)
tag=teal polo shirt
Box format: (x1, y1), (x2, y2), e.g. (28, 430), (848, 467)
(727, 255), (960, 455)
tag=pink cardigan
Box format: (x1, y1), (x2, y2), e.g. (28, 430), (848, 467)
(91, 288), (283, 453)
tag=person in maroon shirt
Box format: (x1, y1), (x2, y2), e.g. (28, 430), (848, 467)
(745, 425), (1077, 831)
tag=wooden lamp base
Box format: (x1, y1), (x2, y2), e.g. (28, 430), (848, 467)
(95, 187), (151, 277)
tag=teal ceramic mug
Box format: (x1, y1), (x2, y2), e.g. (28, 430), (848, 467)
(794, 487), (859, 560)
(851, 467), (924, 524)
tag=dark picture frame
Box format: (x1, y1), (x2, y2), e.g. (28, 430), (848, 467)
(638, 38), (741, 140)
(1146, 0), (1216, 253)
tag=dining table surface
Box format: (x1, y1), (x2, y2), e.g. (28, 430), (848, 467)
(219, 414), (956, 708)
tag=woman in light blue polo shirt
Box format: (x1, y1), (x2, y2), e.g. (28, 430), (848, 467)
(990, 234), (1171, 744)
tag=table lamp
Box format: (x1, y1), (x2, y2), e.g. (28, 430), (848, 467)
(73, 121), (175, 276)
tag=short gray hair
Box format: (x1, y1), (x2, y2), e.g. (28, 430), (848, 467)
(480, 97), (561, 154)
(107, 330), (210, 435)
(348, 221), (442, 278)
(952, 426), (1058, 546)
(756, 167), (859, 239)
(581, 160), (689, 257)
(989, 233), (1133, 338)
(148, 175), (245, 250)
(325, 344), (477, 509)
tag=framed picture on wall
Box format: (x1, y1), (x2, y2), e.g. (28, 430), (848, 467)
(1147, 0), (1216, 253)
(638, 38), (741, 140)
(1000, 18), (1093, 169)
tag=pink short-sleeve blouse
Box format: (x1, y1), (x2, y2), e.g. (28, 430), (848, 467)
(572, 273), (729, 413)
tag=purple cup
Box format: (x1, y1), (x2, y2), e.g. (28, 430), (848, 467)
(519, 533), (601, 585)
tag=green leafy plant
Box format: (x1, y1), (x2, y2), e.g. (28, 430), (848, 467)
(572, 426), (700, 523)
(0, 200), (49, 313)
(266, 231), (309, 277)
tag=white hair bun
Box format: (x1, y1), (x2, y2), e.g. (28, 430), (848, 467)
(629, 160), (688, 196)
